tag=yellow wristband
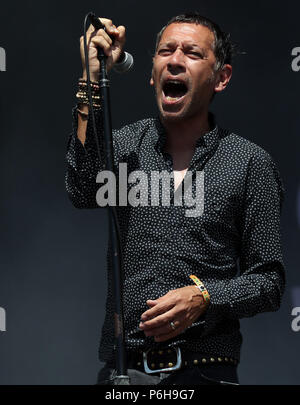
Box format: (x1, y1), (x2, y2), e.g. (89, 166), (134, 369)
(189, 275), (210, 303)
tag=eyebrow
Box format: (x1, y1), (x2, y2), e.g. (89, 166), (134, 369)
(157, 41), (207, 52)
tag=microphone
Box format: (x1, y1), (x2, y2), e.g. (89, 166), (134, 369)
(88, 13), (134, 73)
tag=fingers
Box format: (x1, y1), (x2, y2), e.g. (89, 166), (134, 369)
(95, 29), (113, 46)
(140, 311), (167, 328)
(86, 18), (114, 34)
(90, 33), (113, 57)
(82, 17), (125, 52)
(115, 25), (126, 46)
(154, 322), (187, 343)
(141, 291), (178, 321)
(88, 18), (125, 44)
(98, 18), (116, 35)
(141, 316), (180, 338)
(96, 19), (126, 40)
(141, 300), (175, 322)
(140, 306), (177, 330)
(139, 286), (208, 343)
(142, 313), (187, 343)
(79, 17), (126, 74)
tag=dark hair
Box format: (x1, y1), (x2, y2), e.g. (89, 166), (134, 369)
(155, 12), (238, 71)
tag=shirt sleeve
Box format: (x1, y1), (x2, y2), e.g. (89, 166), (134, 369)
(200, 152), (286, 335)
(65, 105), (107, 209)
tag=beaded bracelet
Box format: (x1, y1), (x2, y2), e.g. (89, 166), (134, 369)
(189, 275), (210, 303)
(76, 79), (101, 108)
(78, 79), (100, 90)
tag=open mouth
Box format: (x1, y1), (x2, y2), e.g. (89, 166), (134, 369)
(162, 80), (188, 104)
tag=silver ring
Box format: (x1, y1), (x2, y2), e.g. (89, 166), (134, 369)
(170, 321), (176, 331)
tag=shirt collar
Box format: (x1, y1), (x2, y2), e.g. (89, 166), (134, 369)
(153, 112), (220, 166)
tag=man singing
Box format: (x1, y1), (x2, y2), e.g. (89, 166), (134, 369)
(65, 13), (285, 385)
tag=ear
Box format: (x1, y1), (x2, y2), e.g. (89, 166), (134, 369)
(214, 64), (232, 93)
(149, 56), (157, 86)
(150, 66), (155, 86)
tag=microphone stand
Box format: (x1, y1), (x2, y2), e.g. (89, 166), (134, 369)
(85, 12), (130, 385)
(97, 48), (130, 385)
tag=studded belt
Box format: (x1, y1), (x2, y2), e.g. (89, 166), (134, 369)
(123, 347), (239, 375)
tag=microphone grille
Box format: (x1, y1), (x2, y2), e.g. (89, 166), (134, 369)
(113, 52), (134, 73)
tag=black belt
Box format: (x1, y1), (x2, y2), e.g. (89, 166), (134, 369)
(108, 347), (239, 375)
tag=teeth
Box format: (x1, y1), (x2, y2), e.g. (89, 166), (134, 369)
(165, 94), (185, 101)
(166, 80), (184, 85)
(166, 96), (180, 100)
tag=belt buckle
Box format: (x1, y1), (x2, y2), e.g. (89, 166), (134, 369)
(143, 347), (182, 374)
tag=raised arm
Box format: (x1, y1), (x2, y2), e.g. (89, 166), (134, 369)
(65, 17), (126, 209)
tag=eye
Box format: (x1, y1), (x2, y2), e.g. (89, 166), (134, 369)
(158, 48), (173, 56)
(188, 51), (203, 58)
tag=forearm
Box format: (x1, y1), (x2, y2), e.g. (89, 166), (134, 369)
(65, 105), (104, 209)
(200, 261), (285, 337)
(76, 103), (89, 146)
(206, 261), (285, 318)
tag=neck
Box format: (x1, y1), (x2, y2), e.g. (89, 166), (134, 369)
(161, 109), (211, 152)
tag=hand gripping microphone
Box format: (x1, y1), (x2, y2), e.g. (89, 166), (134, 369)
(88, 13), (134, 73)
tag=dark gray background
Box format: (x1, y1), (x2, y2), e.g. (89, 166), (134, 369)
(0, 0), (299, 384)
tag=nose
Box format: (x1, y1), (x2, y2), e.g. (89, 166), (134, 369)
(167, 48), (186, 74)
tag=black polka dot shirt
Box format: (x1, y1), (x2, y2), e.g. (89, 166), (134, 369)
(65, 106), (286, 364)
